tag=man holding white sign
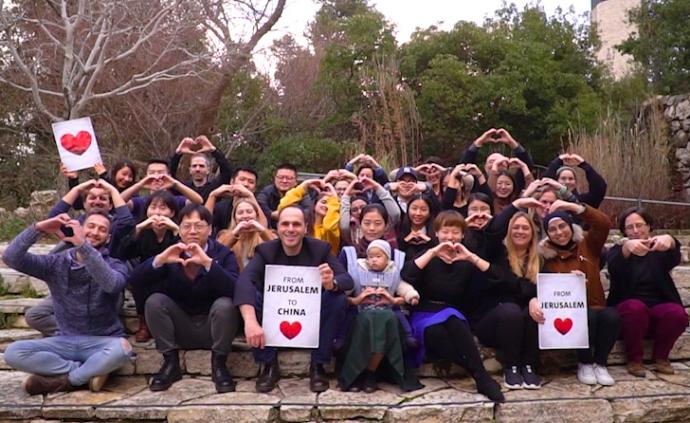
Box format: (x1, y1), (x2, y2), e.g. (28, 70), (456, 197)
(235, 206), (353, 393)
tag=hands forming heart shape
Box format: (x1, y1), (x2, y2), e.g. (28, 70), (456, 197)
(176, 136), (215, 155)
(466, 212), (492, 230)
(434, 241), (472, 263)
(558, 153), (585, 167)
(158, 242), (211, 268)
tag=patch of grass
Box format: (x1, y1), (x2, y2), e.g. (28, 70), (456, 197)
(19, 284), (42, 299)
(0, 214), (30, 242)
(0, 312), (18, 330)
(0, 275), (8, 296)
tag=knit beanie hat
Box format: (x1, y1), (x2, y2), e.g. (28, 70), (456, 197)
(543, 210), (574, 231)
(367, 239), (392, 260)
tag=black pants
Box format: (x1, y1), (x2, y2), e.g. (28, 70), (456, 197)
(145, 293), (239, 355)
(423, 316), (488, 377)
(473, 302), (540, 368)
(577, 307), (621, 365)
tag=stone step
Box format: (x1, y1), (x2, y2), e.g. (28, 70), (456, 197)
(2, 363), (690, 422)
(2, 264), (690, 332)
(0, 268), (49, 296)
(1, 328), (690, 380)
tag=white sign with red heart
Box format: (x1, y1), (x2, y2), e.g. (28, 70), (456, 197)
(537, 273), (589, 350)
(262, 265), (322, 348)
(51, 117), (102, 171)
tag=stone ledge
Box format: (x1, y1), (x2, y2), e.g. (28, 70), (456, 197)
(2, 366), (690, 422)
(2, 328), (690, 378)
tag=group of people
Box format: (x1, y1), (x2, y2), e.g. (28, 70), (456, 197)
(3, 130), (688, 403)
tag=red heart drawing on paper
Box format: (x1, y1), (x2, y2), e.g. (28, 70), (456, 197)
(280, 321), (302, 340)
(60, 131), (92, 155)
(554, 318), (573, 335)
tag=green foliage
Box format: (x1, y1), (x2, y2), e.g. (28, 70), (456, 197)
(20, 284), (42, 299)
(618, 0), (690, 94)
(233, 135), (353, 186)
(0, 275), (8, 297)
(0, 313), (18, 330)
(399, 5), (606, 164)
(0, 214), (31, 242)
(314, 0), (398, 137)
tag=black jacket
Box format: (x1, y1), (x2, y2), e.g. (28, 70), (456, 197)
(234, 237), (353, 306)
(128, 238), (240, 315)
(606, 238), (682, 306)
(543, 158), (607, 208)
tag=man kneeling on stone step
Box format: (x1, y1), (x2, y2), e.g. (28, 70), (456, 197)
(4, 212), (133, 395)
(235, 206), (353, 393)
(128, 204), (244, 393)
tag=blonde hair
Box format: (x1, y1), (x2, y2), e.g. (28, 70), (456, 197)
(217, 198), (263, 272)
(505, 212), (540, 283)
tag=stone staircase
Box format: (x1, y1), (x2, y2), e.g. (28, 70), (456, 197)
(2, 242), (690, 421)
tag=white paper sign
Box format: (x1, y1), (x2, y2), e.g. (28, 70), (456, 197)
(51, 117), (102, 171)
(262, 265), (322, 348)
(537, 273), (589, 350)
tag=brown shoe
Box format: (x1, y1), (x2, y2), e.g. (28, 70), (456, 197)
(626, 361), (646, 378)
(655, 359), (675, 375)
(135, 315), (151, 342)
(22, 374), (75, 395)
(89, 374), (109, 392)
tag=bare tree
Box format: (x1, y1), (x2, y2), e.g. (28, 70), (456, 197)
(0, 0), (208, 121)
(195, 0), (286, 134)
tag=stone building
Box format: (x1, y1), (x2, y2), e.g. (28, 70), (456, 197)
(591, 0), (639, 79)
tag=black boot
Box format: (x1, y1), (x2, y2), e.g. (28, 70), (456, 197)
(309, 362), (329, 393)
(212, 352), (236, 393)
(473, 371), (505, 403)
(255, 357), (280, 393)
(150, 351), (182, 391)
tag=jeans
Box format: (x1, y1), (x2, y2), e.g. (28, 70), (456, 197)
(4, 336), (133, 386)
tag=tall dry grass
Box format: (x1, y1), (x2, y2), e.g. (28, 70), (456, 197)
(568, 105), (690, 228)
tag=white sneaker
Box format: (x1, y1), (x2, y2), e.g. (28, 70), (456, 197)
(577, 363), (596, 385)
(593, 364), (615, 386)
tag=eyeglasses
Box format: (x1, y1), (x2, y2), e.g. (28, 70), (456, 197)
(624, 222), (648, 232)
(179, 222), (208, 232)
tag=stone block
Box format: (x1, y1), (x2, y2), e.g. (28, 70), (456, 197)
(168, 405), (276, 423)
(94, 378), (216, 420)
(133, 348), (174, 375)
(677, 100), (690, 120)
(318, 388), (402, 420)
(495, 398), (613, 422)
(385, 404), (494, 423)
(182, 350), (259, 378)
(0, 371), (43, 420)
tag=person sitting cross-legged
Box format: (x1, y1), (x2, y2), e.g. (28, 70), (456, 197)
(128, 204), (244, 393)
(3, 212), (132, 395)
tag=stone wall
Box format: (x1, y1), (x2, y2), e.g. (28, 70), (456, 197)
(1, 190), (58, 222)
(667, 95), (690, 199)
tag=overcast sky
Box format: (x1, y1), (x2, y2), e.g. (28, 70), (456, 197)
(253, 0), (592, 74)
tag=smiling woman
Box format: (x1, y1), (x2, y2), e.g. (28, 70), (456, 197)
(538, 201), (619, 387)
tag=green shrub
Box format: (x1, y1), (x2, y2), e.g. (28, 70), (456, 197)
(234, 135), (354, 186)
(0, 214), (30, 242)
